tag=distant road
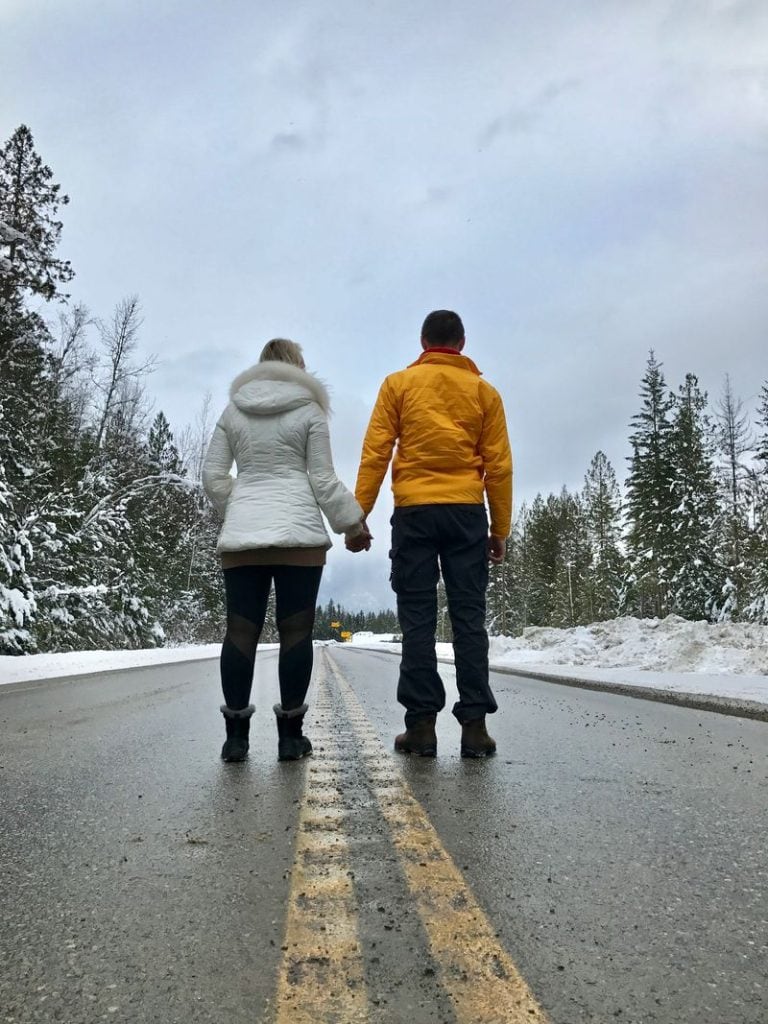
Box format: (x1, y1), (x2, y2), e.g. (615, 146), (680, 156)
(1, 648), (766, 1023)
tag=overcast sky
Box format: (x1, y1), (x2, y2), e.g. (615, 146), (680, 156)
(2, 0), (767, 609)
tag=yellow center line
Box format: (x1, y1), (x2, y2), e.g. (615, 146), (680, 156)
(326, 652), (550, 1024)
(272, 659), (369, 1024)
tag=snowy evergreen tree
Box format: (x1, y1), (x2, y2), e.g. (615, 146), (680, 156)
(0, 127), (80, 650)
(436, 576), (453, 643)
(667, 373), (721, 619)
(550, 489), (591, 628)
(523, 494), (557, 626)
(516, 490), (591, 628)
(0, 261), (67, 648)
(0, 313), (46, 650)
(125, 411), (194, 639)
(745, 382), (768, 622)
(0, 125), (73, 305)
(169, 395), (227, 644)
(581, 451), (625, 620)
(625, 352), (676, 617)
(511, 504), (534, 632)
(485, 506), (534, 636)
(711, 376), (753, 620)
(487, 534), (515, 636)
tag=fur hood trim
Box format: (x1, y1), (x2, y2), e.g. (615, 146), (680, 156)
(229, 361), (331, 414)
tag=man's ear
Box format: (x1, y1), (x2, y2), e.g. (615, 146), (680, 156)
(457, 337), (466, 352)
(420, 336), (429, 351)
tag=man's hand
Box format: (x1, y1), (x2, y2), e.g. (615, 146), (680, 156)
(487, 535), (506, 564)
(345, 520), (373, 553)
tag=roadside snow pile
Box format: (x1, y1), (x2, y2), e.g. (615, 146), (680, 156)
(0, 644), (223, 686)
(350, 632), (399, 644)
(489, 616), (768, 675)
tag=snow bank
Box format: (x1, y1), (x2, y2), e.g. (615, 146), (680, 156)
(349, 618), (768, 710)
(349, 632), (399, 644)
(488, 616), (768, 675)
(1, 644), (237, 686)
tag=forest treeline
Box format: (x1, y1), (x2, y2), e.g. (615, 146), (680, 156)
(482, 361), (768, 635)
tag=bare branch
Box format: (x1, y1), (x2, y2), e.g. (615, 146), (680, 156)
(93, 295), (156, 449)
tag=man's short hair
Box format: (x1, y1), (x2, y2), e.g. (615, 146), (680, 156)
(421, 310), (465, 348)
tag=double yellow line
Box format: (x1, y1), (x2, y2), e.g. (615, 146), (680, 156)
(272, 653), (549, 1024)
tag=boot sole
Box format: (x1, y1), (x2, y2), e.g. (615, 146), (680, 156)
(460, 746), (496, 759)
(394, 744), (437, 757)
(278, 748), (313, 762)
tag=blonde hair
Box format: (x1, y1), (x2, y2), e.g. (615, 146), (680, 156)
(259, 338), (305, 367)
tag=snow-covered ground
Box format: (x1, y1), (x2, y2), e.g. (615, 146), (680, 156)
(2, 617), (766, 710)
(0, 644), (277, 686)
(486, 615), (768, 675)
(349, 616), (768, 709)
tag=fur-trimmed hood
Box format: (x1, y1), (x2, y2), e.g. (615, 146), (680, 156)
(229, 361), (331, 416)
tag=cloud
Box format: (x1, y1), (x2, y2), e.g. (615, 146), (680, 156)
(271, 131), (310, 152)
(479, 77), (581, 148)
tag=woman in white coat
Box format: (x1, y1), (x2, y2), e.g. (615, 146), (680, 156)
(202, 338), (369, 762)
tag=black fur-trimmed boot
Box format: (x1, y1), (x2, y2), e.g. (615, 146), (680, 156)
(220, 704), (255, 762)
(274, 703), (312, 761)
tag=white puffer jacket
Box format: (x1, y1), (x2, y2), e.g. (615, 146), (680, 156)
(202, 361), (363, 553)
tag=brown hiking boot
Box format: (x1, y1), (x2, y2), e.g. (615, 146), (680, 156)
(461, 717), (496, 758)
(394, 715), (437, 757)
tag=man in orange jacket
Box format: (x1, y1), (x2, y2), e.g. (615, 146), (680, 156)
(352, 310), (512, 757)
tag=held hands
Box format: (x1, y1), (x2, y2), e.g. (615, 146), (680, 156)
(487, 535), (506, 564)
(345, 519), (373, 553)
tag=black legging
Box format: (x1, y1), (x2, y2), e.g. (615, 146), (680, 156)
(220, 565), (323, 711)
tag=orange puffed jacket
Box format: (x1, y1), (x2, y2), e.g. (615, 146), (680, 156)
(354, 348), (513, 538)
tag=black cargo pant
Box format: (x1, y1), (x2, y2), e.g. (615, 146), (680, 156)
(390, 504), (498, 727)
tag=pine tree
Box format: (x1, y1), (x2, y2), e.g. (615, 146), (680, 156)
(0, 125), (73, 305)
(173, 393), (226, 644)
(517, 490), (590, 628)
(582, 451), (625, 620)
(509, 504), (534, 633)
(0, 124), (75, 650)
(436, 576), (453, 642)
(487, 538), (515, 636)
(523, 494), (557, 626)
(745, 382), (768, 622)
(132, 412), (200, 641)
(625, 352), (676, 617)
(667, 373), (721, 619)
(711, 376), (752, 620)
(0, 311), (47, 650)
(550, 489), (591, 628)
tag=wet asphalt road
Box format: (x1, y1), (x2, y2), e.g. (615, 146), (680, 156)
(1, 646), (766, 1024)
